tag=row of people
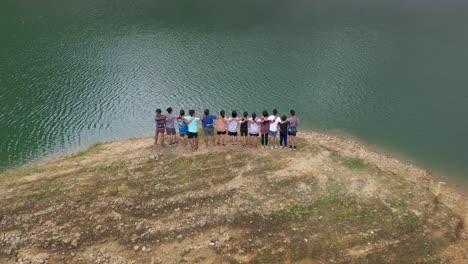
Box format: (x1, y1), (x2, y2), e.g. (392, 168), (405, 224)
(155, 107), (299, 151)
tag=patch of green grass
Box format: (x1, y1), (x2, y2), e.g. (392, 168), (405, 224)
(403, 211), (416, 223)
(172, 158), (191, 167)
(88, 163), (122, 173)
(318, 196), (338, 204)
(0, 167), (46, 183)
(391, 199), (404, 208)
(28, 184), (58, 201)
(67, 142), (104, 159)
(256, 249), (275, 264)
(342, 158), (366, 170)
(278, 206), (320, 220)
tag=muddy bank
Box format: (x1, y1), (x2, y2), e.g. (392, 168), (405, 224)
(0, 131), (466, 263)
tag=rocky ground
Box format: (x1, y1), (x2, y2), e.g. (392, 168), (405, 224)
(0, 131), (466, 264)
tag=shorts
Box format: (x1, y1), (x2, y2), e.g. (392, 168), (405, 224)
(217, 131), (226, 135)
(288, 128), (297, 136)
(228, 131), (238, 136)
(179, 132), (187, 137)
(187, 132), (198, 139)
(166, 127), (176, 135)
(240, 129), (248, 136)
(155, 129), (165, 135)
(269, 131), (277, 137)
(203, 127), (214, 136)
(249, 133), (259, 137)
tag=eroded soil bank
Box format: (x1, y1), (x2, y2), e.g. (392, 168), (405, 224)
(0, 132), (466, 263)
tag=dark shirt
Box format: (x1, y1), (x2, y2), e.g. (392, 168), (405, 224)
(279, 121), (290, 134)
(240, 117), (248, 131)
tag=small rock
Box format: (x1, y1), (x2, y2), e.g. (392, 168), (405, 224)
(142, 246), (147, 252)
(133, 245), (140, 251)
(198, 219), (207, 227)
(136, 223), (144, 232)
(210, 235), (219, 243)
(209, 242), (215, 246)
(177, 234), (183, 240)
(219, 228), (225, 234)
(71, 239), (79, 248)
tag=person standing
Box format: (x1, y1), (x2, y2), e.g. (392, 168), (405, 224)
(260, 111), (269, 148)
(184, 110), (200, 151)
(176, 109), (188, 147)
(200, 109), (217, 147)
(240, 111), (249, 147)
(248, 112), (261, 149)
(268, 109), (280, 149)
(165, 107), (177, 146)
(216, 110), (228, 146)
(288, 109), (299, 150)
(154, 109), (166, 147)
(278, 115), (290, 149)
(227, 110), (240, 145)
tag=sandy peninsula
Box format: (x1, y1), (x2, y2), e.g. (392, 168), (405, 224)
(0, 131), (466, 263)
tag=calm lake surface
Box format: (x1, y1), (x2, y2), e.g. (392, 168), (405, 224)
(1, 0), (467, 188)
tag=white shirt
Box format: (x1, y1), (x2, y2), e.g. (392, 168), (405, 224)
(268, 115), (279, 132)
(249, 117), (261, 134)
(228, 118), (239, 132)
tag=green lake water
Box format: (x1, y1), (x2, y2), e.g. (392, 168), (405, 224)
(1, 0), (467, 189)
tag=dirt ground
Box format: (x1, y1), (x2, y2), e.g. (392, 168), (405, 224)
(0, 131), (466, 264)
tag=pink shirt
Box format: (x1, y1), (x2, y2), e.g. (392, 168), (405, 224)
(217, 117), (227, 132)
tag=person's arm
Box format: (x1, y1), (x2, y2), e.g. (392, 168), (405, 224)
(165, 114), (170, 121)
(184, 117), (194, 124)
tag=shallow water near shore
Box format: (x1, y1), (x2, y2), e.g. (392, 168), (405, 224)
(1, 0), (468, 189)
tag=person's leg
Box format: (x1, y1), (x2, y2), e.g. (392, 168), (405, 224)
(284, 133), (288, 148)
(265, 133), (269, 147)
(195, 134), (199, 150)
(211, 134), (215, 146)
(160, 133), (165, 147)
(279, 133), (284, 147)
(154, 133), (158, 145)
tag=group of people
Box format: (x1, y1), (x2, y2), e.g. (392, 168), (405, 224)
(155, 107), (299, 152)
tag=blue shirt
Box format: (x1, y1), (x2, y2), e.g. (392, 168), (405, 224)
(185, 116), (200, 133)
(177, 117), (188, 134)
(202, 115), (217, 128)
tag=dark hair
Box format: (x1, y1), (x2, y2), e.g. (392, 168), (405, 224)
(156, 109), (161, 114)
(232, 110), (237, 118)
(281, 115), (287, 121)
(252, 112), (257, 119)
(290, 109), (295, 116)
(180, 109), (185, 116)
(273, 109), (278, 115)
(220, 110), (225, 118)
(189, 109), (195, 116)
(262, 110), (268, 117)
(243, 111), (248, 118)
(204, 109), (209, 115)
(167, 107), (173, 113)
